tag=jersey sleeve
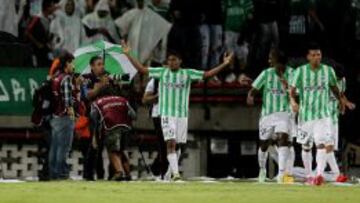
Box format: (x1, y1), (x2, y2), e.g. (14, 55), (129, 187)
(286, 67), (294, 83)
(328, 67), (337, 87)
(187, 69), (205, 81)
(290, 67), (301, 88)
(252, 70), (267, 90)
(340, 77), (346, 93)
(148, 67), (165, 79)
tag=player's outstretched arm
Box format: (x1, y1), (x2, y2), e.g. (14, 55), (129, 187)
(203, 52), (234, 79)
(121, 41), (149, 75)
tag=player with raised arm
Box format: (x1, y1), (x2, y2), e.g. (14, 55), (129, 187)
(122, 41), (233, 181)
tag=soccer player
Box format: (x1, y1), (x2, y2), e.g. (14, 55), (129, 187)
(326, 65), (355, 182)
(122, 42), (233, 181)
(247, 49), (294, 183)
(289, 43), (346, 185)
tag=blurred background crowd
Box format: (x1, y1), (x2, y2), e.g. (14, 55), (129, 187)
(1, 0), (359, 85)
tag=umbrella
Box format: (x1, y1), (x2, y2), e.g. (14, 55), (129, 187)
(73, 40), (137, 80)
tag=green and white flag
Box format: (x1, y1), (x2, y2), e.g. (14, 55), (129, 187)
(73, 40), (137, 80)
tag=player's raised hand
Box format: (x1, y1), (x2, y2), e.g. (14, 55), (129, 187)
(121, 40), (131, 55)
(223, 52), (234, 65)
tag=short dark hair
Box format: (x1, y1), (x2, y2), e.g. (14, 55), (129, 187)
(271, 48), (288, 65)
(307, 42), (321, 53)
(167, 50), (182, 60)
(58, 52), (74, 72)
(90, 56), (103, 66)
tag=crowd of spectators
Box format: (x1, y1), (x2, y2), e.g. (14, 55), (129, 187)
(1, 0), (360, 84)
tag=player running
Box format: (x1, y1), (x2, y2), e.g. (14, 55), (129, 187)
(289, 43), (346, 186)
(247, 49), (294, 183)
(122, 41), (233, 181)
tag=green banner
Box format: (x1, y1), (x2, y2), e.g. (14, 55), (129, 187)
(0, 68), (48, 116)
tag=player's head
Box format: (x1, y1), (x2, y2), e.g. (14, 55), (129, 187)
(65, 0), (75, 16)
(307, 42), (322, 67)
(268, 48), (287, 67)
(166, 51), (182, 71)
(59, 52), (75, 74)
(90, 56), (105, 76)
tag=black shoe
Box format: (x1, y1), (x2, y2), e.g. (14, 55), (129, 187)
(111, 172), (125, 181)
(124, 176), (132, 181)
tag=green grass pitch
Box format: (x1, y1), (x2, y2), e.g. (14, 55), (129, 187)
(0, 181), (359, 203)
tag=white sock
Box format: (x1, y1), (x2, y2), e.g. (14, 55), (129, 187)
(278, 147), (289, 177)
(327, 151), (340, 176)
(167, 153), (179, 175)
(302, 150), (313, 177)
(258, 148), (268, 170)
(286, 147), (295, 175)
(316, 149), (327, 177)
(268, 146), (278, 164)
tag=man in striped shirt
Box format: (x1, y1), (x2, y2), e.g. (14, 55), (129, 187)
(289, 43), (346, 185)
(123, 42), (233, 181)
(247, 49), (294, 183)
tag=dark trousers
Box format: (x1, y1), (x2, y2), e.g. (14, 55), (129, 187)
(150, 117), (169, 177)
(82, 136), (105, 180)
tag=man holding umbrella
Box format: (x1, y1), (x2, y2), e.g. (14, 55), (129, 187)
(80, 55), (108, 181)
(73, 39), (137, 180)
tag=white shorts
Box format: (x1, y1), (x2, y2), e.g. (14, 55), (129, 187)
(161, 116), (188, 143)
(330, 122), (339, 150)
(297, 117), (334, 148)
(259, 112), (291, 141)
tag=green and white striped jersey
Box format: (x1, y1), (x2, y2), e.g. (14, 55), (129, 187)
(252, 67), (293, 118)
(329, 77), (346, 123)
(148, 67), (204, 118)
(290, 63), (337, 122)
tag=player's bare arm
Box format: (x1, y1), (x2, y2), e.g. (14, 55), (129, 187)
(289, 86), (299, 113)
(122, 41), (149, 74)
(330, 85), (346, 114)
(203, 52), (234, 79)
(247, 88), (259, 106)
